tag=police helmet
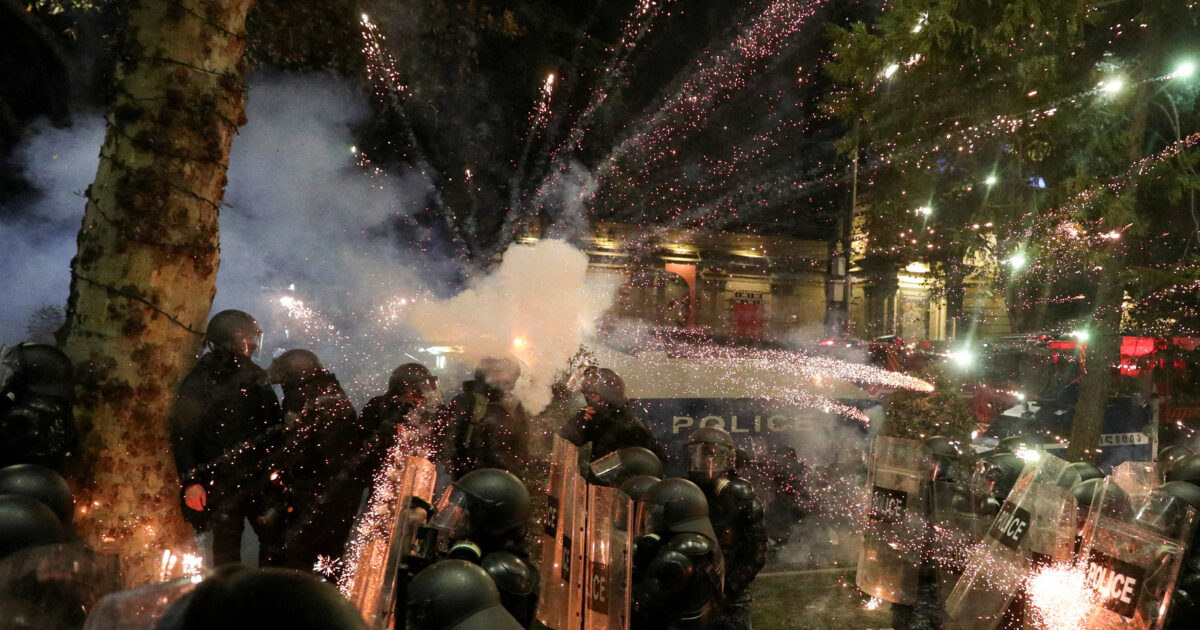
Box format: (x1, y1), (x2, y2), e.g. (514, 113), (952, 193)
(0, 464), (74, 526)
(619, 475), (662, 502)
(266, 349), (324, 387)
(204, 310), (262, 359)
(635, 478), (714, 539)
(430, 469), (530, 542)
(0, 495), (66, 559)
(973, 452), (1024, 501)
(591, 447), (663, 486)
(1166, 454), (1200, 484)
(389, 363), (436, 394)
(686, 426), (736, 481)
(1, 344), (74, 401)
(407, 560), (524, 630)
(580, 367), (626, 406)
(157, 565), (367, 630)
(1159, 445), (1195, 469)
(476, 357), (520, 393)
(1064, 461), (1105, 487)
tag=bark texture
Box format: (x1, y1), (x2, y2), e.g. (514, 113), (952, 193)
(60, 0), (252, 585)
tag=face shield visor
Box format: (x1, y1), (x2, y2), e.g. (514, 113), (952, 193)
(970, 460), (1005, 501)
(417, 377), (443, 409)
(591, 450), (625, 485)
(429, 486), (471, 540)
(633, 500), (666, 537)
(0, 356), (13, 398)
(687, 442), (732, 480)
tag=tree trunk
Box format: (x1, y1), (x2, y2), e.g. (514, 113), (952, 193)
(1066, 267), (1123, 461)
(59, 0), (252, 585)
(1067, 81), (1148, 462)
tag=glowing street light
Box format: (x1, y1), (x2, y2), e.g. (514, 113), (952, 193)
(1099, 77), (1125, 95)
(1171, 60), (1196, 79)
(1008, 251), (1028, 270)
(984, 175), (998, 186)
(949, 347), (975, 368)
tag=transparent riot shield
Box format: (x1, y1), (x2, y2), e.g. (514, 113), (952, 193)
(944, 453), (1076, 630)
(0, 543), (123, 630)
(584, 484), (633, 630)
(537, 435), (588, 630)
(1077, 480), (1197, 630)
(856, 436), (936, 604)
(1110, 462), (1159, 504)
(339, 454), (438, 629)
(82, 576), (201, 630)
(930, 480), (991, 603)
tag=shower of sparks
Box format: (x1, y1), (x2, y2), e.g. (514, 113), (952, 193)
(589, 0), (829, 214)
(863, 596), (882, 610)
(1028, 563), (1100, 630)
(314, 554), (343, 578)
(338, 428), (439, 603)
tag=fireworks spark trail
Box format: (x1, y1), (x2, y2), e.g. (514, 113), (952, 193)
(360, 14), (469, 258)
(1028, 563), (1100, 629)
(523, 0), (677, 226)
(590, 0), (829, 203)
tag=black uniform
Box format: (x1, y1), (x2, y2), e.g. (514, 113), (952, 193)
(559, 402), (666, 463)
(694, 475), (767, 629)
(0, 344), (78, 471)
(423, 468), (539, 627)
(360, 394), (444, 479)
(632, 478), (725, 630)
(276, 368), (365, 570)
(168, 351), (283, 566)
(445, 380), (531, 479)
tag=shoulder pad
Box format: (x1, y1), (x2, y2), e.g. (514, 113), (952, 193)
(720, 479), (765, 523)
(481, 551), (539, 596)
(666, 532), (717, 557)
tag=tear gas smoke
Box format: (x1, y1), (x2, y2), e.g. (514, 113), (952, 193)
(408, 238), (617, 413)
(0, 117), (105, 344)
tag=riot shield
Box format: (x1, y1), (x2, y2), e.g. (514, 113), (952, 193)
(930, 479), (992, 603)
(1077, 480), (1197, 630)
(339, 454), (438, 629)
(1110, 461), (1159, 504)
(82, 576), (200, 630)
(856, 436), (936, 604)
(0, 543), (123, 630)
(944, 453), (1076, 630)
(584, 484), (633, 630)
(537, 435), (588, 630)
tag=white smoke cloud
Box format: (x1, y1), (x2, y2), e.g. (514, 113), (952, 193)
(0, 117), (104, 345)
(408, 239), (616, 413)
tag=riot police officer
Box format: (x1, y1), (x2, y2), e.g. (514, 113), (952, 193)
(684, 427), (766, 630)
(631, 477), (725, 630)
(361, 362), (445, 480)
(445, 357), (532, 479)
(425, 468), (539, 627)
(589, 446), (664, 487)
(0, 343), (77, 471)
(559, 367), (666, 462)
(168, 309), (283, 566)
(267, 349), (365, 572)
(407, 560), (525, 630)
